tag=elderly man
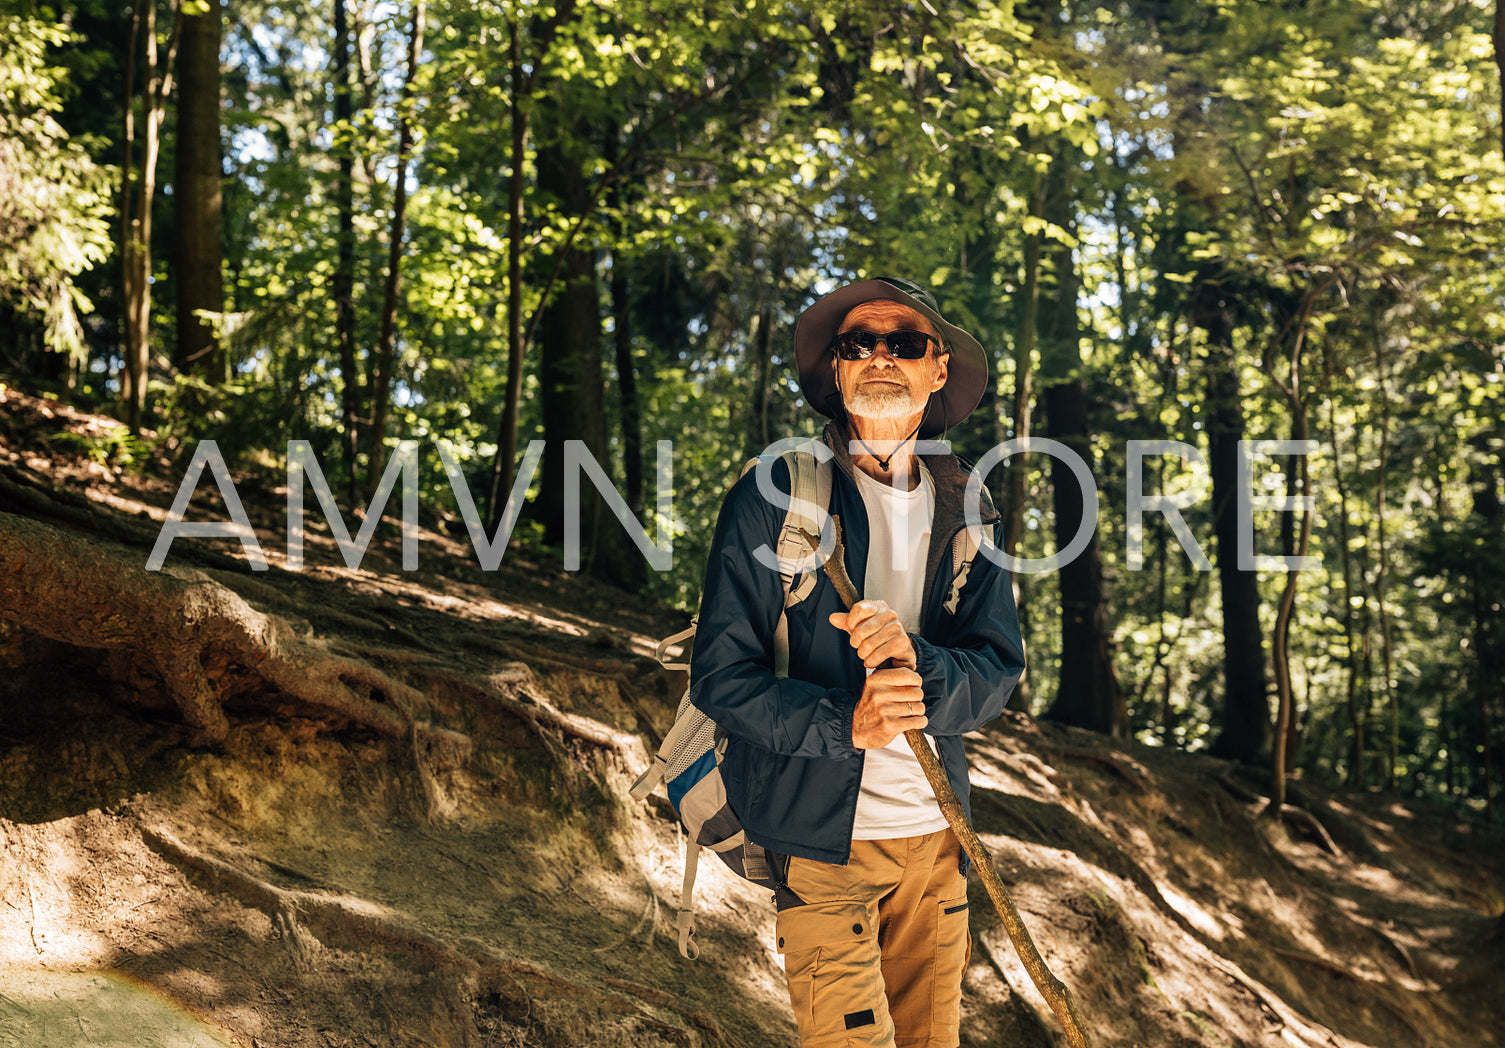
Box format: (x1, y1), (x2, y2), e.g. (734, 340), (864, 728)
(689, 277), (1026, 1048)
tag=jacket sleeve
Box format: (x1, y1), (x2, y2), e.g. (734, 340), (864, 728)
(688, 462), (859, 759)
(911, 523), (1026, 736)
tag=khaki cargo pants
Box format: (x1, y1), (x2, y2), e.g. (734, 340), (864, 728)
(774, 829), (971, 1048)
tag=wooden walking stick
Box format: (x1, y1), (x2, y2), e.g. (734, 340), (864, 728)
(798, 516), (1093, 1048)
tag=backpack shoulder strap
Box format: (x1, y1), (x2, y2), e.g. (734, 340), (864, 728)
(776, 439), (832, 610)
(944, 527), (981, 616)
(941, 460), (998, 616)
(740, 439), (833, 677)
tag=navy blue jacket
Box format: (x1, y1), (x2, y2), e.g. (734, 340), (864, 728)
(688, 426), (1026, 865)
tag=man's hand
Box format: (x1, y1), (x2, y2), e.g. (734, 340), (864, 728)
(851, 667), (927, 749)
(829, 599), (917, 670)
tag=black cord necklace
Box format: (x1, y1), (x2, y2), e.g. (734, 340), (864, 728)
(853, 417), (926, 473)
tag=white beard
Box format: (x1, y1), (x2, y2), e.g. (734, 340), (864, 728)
(846, 377), (920, 419)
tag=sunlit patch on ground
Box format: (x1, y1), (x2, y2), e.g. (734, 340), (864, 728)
(0, 969), (238, 1048)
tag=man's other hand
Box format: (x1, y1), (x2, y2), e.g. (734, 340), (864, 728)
(829, 599), (918, 670)
(851, 667), (927, 749)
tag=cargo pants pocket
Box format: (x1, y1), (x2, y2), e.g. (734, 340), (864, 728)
(777, 899), (893, 1048)
(929, 895), (971, 1047)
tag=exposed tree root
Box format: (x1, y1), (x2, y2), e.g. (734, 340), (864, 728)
(138, 820), (471, 972)
(972, 788), (1052, 844)
(0, 461), (250, 575)
(1052, 749), (1152, 793)
(497, 638), (649, 680)
(1270, 803), (1345, 859)
(601, 978), (739, 1048)
(0, 510), (471, 760)
(1215, 771), (1264, 806)
(1377, 997), (1435, 1045)
(408, 660), (646, 761)
(139, 814), (728, 1046)
(977, 929), (1062, 1046)
(1373, 925), (1422, 981)
(133, 816), (744, 1046)
(1202, 953), (1337, 1047)
(1268, 945), (1370, 982)
(1215, 771), (1344, 858)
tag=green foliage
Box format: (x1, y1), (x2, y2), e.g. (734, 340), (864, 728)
(15, 0), (1505, 816)
(51, 423), (153, 471)
(0, 9), (115, 360)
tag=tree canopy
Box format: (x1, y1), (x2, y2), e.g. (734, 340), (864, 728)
(2, 0), (1503, 819)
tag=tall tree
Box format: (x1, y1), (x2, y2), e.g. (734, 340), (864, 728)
(173, 0), (224, 380)
(120, 0), (182, 433)
(605, 124), (643, 523)
(332, 0), (359, 502)
(1193, 271), (1272, 764)
(531, 125), (641, 585)
(368, 0), (424, 491)
(1038, 159), (1125, 736)
(484, 0), (579, 528)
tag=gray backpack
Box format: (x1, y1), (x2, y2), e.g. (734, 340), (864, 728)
(631, 439), (983, 959)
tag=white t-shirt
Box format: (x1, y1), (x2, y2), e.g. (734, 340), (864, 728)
(849, 465), (949, 840)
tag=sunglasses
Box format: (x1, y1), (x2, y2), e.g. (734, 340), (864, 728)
(831, 329), (941, 361)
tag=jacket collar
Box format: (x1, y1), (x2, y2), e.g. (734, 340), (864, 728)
(820, 422), (998, 528)
(821, 422), (999, 625)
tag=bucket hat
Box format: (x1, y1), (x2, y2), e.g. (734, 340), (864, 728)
(794, 277), (988, 438)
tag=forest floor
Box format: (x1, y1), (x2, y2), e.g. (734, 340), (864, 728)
(1, 382), (1503, 1048)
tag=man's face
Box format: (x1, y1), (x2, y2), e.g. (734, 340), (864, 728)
(833, 300), (949, 423)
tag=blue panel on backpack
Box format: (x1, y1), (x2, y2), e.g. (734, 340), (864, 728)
(666, 749), (718, 812)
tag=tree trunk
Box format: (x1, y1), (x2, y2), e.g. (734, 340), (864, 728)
(368, 0), (424, 493)
(1003, 173), (1042, 562)
(1001, 177), (1044, 716)
(1473, 576), (1497, 822)
(1194, 274), (1272, 765)
(119, 5), (140, 416)
(1470, 456), (1501, 821)
(1041, 378), (1124, 735)
(485, 2), (580, 528)
(605, 126), (643, 524)
(121, 0), (180, 434)
(1037, 177), (1123, 736)
(531, 136), (640, 589)
(333, 0), (360, 504)
(611, 263), (643, 523)
(1327, 397), (1365, 787)
(1374, 339), (1397, 790)
(744, 295), (774, 460)
(1495, 0), (1505, 158)
(1269, 414), (1312, 809)
(173, 0), (224, 380)
(487, 15), (528, 528)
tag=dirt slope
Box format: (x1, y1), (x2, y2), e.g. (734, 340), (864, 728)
(1, 385), (1502, 1048)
